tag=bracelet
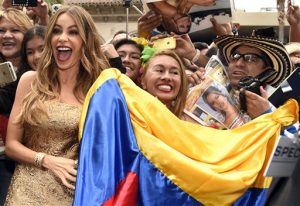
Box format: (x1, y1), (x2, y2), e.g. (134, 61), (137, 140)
(34, 152), (46, 168)
(192, 49), (201, 64)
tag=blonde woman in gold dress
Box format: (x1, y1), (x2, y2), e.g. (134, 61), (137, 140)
(4, 6), (109, 206)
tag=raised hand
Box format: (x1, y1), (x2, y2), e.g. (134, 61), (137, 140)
(2, 0), (12, 9)
(210, 17), (233, 36)
(26, 0), (49, 25)
(287, 1), (300, 26)
(101, 43), (119, 59)
(178, 0), (216, 14)
(137, 11), (162, 39)
(287, 0), (300, 42)
(172, 33), (196, 60)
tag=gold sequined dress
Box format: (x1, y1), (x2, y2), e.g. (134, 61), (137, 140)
(5, 101), (81, 206)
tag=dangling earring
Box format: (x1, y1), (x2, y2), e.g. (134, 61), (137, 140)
(171, 100), (176, 107)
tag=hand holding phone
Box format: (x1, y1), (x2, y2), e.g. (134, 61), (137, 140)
(0, 62), (17, 86)
(12, 0), (37, 7)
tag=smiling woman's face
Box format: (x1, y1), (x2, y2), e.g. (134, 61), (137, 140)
(116, 44), (141, 81)
(51, 13), (83, 71)
(206, 92), (228, 112)
(142, 55), (182, 106)
(0, 18), (24, 60)
(26, 36), (44, 70)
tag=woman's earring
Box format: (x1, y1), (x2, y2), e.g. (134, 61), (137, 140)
(171, 100), (176, 107)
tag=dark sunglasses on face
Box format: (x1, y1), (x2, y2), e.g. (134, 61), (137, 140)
(229, 52), (265, 63)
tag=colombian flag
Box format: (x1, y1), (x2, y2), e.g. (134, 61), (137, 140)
(73, 69), (298, 206)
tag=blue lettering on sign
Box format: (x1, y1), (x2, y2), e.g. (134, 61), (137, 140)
(274, 146), (300, 158)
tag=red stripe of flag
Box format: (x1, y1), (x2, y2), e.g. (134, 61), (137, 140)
(103, 172), (139, 206)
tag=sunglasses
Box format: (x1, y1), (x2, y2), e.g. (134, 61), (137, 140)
(229, 52), (265, 63)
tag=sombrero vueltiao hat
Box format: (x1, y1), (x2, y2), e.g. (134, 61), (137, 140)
(214, 35), (294, 88)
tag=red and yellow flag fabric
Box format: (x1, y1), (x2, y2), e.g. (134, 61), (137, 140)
(73, 69), (298, 206)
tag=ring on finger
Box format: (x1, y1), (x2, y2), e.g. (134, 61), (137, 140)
(74, 160), (78, 168)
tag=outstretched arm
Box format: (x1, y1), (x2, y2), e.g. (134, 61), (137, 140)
(147, 1), (178, 18)
(137, 11), (162, 39)
(177, 0), (216, 15)
(173, 33), (209, 67)
(26, 0), (49, 26)
(287, 1), (300, 42)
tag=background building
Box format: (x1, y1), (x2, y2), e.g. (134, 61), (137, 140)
(0, 0), (296, 43)
(64, 0), (142, 42)
(64, 0), (297, 43)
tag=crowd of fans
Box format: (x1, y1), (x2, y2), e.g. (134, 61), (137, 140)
(0, 0), (299, 205)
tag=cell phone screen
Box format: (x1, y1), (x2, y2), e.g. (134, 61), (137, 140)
(152, 37), (176, 52)
(12, 0), (37, 7)
(0, 62), (17, 86)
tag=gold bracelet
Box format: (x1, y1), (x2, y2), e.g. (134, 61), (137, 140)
(34, 152), (46, 168)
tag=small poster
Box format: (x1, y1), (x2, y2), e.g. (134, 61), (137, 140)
(141, 0), (233, 35)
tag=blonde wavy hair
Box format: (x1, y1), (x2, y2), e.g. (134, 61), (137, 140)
(18, 5), (109, 125)
(0, 8), (33, 61)
(142, 50), (188, 117)
(0, 8), (33, 33)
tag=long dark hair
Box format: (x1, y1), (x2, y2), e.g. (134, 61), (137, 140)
(18, 5), (109, 125)
(142, 50), (188, 117)
(202, 86), (233, 115)
(19, 25), (46, 73)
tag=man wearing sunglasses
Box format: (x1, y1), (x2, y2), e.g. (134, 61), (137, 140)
(228, 47), (271, 90)
(215, 35), (294, 119)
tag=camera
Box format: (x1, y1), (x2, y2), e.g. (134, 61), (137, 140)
(12, 0), (37, 7)
(238, 68), (276, 112)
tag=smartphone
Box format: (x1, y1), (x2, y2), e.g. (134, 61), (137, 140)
(0, 62), (17, 86)
(152, 37), (176, 51)
(12, 0), (37, 7)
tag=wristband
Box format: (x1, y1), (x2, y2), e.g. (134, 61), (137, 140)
(192, 49), (201, 64)
(34, 152), (46, 168)
(261, 107), (273, 115)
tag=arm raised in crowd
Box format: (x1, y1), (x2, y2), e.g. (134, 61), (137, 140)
(1, 0), (12, 9)
(146, 1), (177, 18)
(177, 0), (216, 14)
(2, 0), (49, 26)
(173, 33), (209, 67)
(137, 11), (162, 39)
(101, 43), (126, 74)
(287, 1), (300, 42)
(26, 0), (49, 26)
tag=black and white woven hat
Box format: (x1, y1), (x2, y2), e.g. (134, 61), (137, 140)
(214, 35), (294, 87)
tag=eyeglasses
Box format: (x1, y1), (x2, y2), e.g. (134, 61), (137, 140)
(229, 52), (265, 63)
